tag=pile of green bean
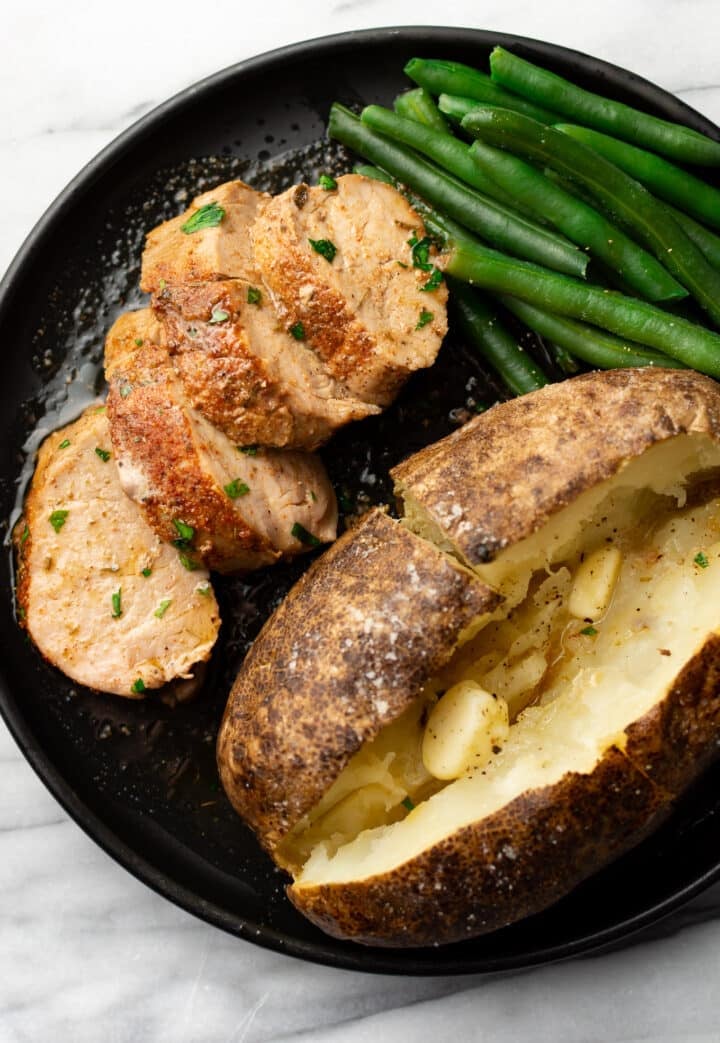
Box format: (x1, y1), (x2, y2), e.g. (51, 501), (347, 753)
(327, 47), (720, 395)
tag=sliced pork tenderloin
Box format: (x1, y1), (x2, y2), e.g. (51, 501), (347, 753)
(14, 407), (220, 698)
(251, 173), (448, 406)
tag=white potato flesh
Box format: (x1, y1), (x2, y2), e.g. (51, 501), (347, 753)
(422, 682), (509, 780)
(568, 545), (623, 622)
(294, 433), (720, 887)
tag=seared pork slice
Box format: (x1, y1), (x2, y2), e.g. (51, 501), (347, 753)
(251, 174), (448, 406)
(14, 408), (220, 698)
(106, 327), (337, 573)
(141, 180), (268, 292)
(153, 282), (378, 449)
(104, 308), (166, 380)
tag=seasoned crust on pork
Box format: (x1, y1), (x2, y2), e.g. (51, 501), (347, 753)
(14, 407), (220, 697)
(153, 280), (377, 450)
(251, 174), (448, 406)
(141, 180), (267, 292)
(106, 311), (337, 573)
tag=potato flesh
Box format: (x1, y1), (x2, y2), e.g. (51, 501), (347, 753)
(294, 434), (720, 887)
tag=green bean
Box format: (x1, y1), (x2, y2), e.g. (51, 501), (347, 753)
(449, 279), (549, 394)
(664, 204), (720, 270)
(445, 237), (720, 376)
(437, 94), (484, 127)
(469, 138), (685, 302)
(405, 58), (558, 124)
(546, 340), (580, 374)
(353, 163), (393, 184)
(500, 296), (685, 370)
(548, 165), (720, 272)
(328, 104), (587, 277)
(360, 104), (518, 209)
(556, 124), (720, 231)
(394, 87), (451, 134)
(489, 47), (720, 166)
(461, 106), (720, 326)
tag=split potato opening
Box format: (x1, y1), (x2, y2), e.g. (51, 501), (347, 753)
(284, 433), (720, 888)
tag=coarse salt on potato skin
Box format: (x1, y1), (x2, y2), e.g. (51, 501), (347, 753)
(216, 508), (499, 853)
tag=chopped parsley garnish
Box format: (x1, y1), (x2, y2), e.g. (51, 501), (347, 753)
(308, 238), (337, 263)
(238, 444), (259, 456)
(310, 490), (318, 503)
(131, 678), (146, 694)
(58, 439), (71, 449)
(180, 201), (225, 234)
(397, 260), (409, 269)
(93, 406), (106, 415)
(196, 583), (212, 598)
(172, 519), (195, 547)
(402, 796), (415, 811)
(159, 278), (167, 290)
(694, 551), (710, 569)
(119, 384), (132, 399)
(141, 567), (152, 578)
(94, 447), (111, 462)
(49, 510), (68, 533)
(208, 307), (229, 324)
(224, 478), (250, 499)
(178, 552), (198, 571)
(247, 286), (262, 305)
(416, 310), (434, 330)
(134, 337), (144, 347)
(111, 588), (122, 618)
(318, 174), (338, 190)
(421, 267), (444, 292)
(154, 599), (172, 619)
(580, 625), (598, 636)
(407, 234), (433, 272)
(291, 522), (321, 547)
(20, 524), (29, 544)
(289, 321), (306, 341)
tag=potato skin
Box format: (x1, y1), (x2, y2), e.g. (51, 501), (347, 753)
(288, 744), (672, 948)
(217, 509), (498, 853)
(392, 368), (720, 565)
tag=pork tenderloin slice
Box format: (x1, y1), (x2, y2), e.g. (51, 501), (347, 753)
(104, 309), (166, 381)
(141, 180), (267, 293)
(154, 281), (378, 450)
(251, 174), (448, 406)
(14, 407), (220, 698)
(107, 337), (337, 573)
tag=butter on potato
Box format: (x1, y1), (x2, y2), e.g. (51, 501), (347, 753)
(568, 544), (623, 622)
(422, 682), (510, 780)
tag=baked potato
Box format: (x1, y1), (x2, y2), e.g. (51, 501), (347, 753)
(218, 368), (720, 947)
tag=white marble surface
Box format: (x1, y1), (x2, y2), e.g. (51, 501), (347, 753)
(3, 2), (720, 1040)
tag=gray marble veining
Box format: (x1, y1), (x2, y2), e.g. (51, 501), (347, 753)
(3, 3), (720, 1040)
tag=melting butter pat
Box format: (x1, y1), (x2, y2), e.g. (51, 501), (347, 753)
(569, 545), (622, 622)
(422, 681), (510, 780)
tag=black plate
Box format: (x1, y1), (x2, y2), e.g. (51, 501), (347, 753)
(2, 27), (720, 976)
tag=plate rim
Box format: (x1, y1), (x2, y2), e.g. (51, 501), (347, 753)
(2, 24), (720, 976)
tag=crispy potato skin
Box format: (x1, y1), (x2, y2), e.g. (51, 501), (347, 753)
(217, 509), (498, 852)
(392, 368), (720, 565)
(288, 745), (671, 947)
